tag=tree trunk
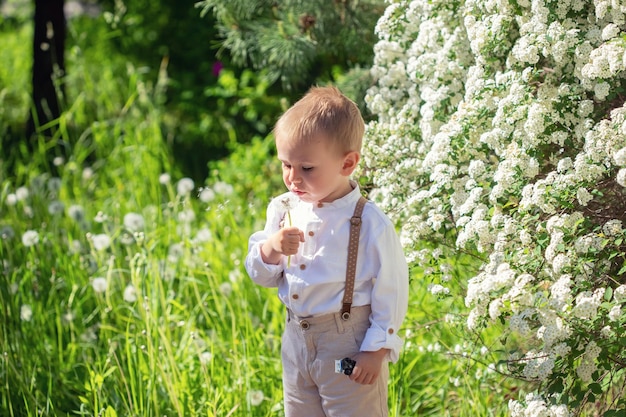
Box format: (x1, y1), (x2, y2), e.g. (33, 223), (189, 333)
(27, 0), (66, 138)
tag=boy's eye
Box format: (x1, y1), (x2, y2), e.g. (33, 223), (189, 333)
(302, 166), (314, 172)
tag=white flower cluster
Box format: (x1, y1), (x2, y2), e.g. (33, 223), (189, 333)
(509, 393), (571, 417)
(363, 0), (626, 414)
(572, 288), (604, 319)
(521, 350), (555, 381)
(576, 340), (601, 382)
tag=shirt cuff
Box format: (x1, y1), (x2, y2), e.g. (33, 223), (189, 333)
(360, 326), (404, 363)
(245, 242), (283, 287)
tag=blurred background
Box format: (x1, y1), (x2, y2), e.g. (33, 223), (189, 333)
(1, 0), (384, 181)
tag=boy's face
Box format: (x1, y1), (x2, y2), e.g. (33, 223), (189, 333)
(276, 135), (359, 203)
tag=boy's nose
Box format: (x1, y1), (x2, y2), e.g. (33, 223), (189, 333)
(289, 169), (301, 183)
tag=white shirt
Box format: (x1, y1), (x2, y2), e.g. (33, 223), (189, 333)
(245, 184), (409, 362)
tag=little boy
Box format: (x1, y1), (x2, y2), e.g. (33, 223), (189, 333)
(245, 86), (409, 416)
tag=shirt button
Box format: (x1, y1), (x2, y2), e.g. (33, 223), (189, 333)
(388, 328), (394, 334)
(292, 294), (299, 300)
(308, 231), (315, 236)
(299, 264), (306, 270)
(317, 202), (323, 208)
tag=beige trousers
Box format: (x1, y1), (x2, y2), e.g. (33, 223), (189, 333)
(281, 305), (389, 417)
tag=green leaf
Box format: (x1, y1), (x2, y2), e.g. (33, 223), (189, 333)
(104, 406), (118, 417)
(102, 365), (118, 379)
(589, 382), (603, 395)
(549, 377), (564, 394)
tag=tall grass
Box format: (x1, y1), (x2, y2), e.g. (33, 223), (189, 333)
(0, 14), (515, 417)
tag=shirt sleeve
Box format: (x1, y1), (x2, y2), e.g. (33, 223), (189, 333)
(359, 220), (409, 363)
(244, 199), (285, 288)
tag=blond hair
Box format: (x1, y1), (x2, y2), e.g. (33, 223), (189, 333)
(273, 86), (364, 153)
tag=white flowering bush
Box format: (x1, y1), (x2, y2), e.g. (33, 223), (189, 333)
(363, 0), (626, 414)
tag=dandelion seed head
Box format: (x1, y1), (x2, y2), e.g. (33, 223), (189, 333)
(23, 206), (34, 218)
(68, 205), (86, 222)
(91, 233), (111, 251)
(1, 225), (15, 240)
(280, 197), (293, 211)
(193, 227), (212, 244)
(228, 269), (241, 283)
(159, 173), (171, 184)
(220, 282), (233, 297)
(22, 230), (40, 247)
(177, 209), (196, 223)
(123, 212), (145, 232)
(176, 177), (195, 196)
(92, 277), (108, 294)
(123, 284), (138, 303)
(16, 187), (29, 201)
(20, 304), (33, 321)
(47, 177), (62, 193)
(214, 181), (233, 195)
(80, 326), (98, 343)
(168, 243), (184, 262)
(5, 193), (17, 206)
(119, 232), (135, 246)
(63, 311), (74, 323)
(199, 351), (213, 364)
(82, 167), (94, 180)
(199, 187), (216, 203)
(47, 201), (65, 215)
(94, 211), (108, 223)
(248, 390), (265, 406)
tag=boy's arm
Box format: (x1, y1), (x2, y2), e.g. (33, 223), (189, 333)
(245, 199), (288, 287)
(245, 231), (284, 288)
(348, 222), (408, 385)
(245, 197), (305, 287)
(359, 222), (409, 363)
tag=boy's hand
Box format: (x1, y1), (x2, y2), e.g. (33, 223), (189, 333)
(261, 227), (304, 264)
(349, 349), (389, 385)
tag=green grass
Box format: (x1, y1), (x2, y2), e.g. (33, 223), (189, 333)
(0, 21), (31, 138)
(0, 14), (515, 417)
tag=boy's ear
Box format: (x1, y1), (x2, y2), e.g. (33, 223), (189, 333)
(341, 151), (360, 175)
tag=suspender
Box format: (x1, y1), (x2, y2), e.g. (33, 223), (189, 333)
(340, 196), (367, 320)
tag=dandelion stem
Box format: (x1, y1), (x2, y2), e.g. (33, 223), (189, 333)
(281, 198), (294, 268)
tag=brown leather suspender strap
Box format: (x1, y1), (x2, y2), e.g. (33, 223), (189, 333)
(340, 196), (367, 320)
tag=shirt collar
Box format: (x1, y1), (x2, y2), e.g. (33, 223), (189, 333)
(313, 180), (361, 210)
